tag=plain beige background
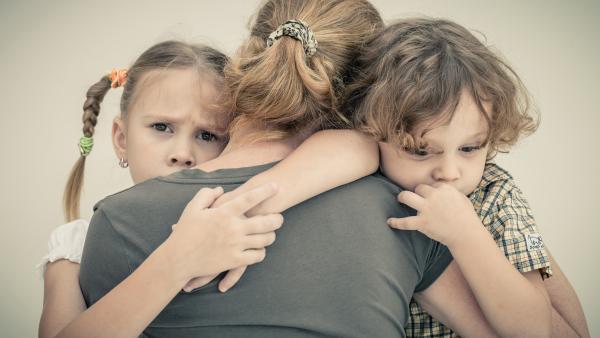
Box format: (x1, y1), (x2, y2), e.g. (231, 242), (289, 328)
(1, 0), (598, 336)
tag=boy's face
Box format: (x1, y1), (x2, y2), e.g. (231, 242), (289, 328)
(379, 90), (489, 196)
(112, 68), (228, 184)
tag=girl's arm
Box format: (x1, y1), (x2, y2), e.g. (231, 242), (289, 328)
(215, 129), (379, 215)
(39, 262), (86, 338)
(545, 249), (590, 337)
(41, 185), (282, 338)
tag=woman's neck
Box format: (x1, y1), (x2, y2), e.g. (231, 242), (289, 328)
(197, 122), (312, 172)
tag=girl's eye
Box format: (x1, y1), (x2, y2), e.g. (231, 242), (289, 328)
(151, 123), (172, 133)
(197, 131), (217, 142)
(460, 145), (481, 153)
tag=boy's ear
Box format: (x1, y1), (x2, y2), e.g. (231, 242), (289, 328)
(112, 117), (127, 160)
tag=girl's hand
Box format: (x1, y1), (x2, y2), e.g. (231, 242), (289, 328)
(387, 183), (481, 247)
(165, 183), (284, 288)
(182, 266), (246, 293)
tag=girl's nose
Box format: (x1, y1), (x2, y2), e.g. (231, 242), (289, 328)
(168, 141), (196, 168)
(169, 155), (195, 167)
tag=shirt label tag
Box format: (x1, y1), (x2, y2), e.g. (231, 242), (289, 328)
(526, 233), (544, 251)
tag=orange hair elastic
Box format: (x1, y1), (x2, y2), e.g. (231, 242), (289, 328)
(109, 68), (128, 88)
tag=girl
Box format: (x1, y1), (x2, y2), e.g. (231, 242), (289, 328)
(39, 40), (378, 338)
(347, 18), (589, 337)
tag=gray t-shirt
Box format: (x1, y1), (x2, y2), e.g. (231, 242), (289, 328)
(79, 163), (452, 337)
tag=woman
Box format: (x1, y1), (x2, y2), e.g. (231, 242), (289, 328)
(79, 0), (498, 337)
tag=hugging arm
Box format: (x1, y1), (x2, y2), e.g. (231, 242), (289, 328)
(189, 129), (379, 291)
(215, 129), (379, 216)
(40, 129), (378, 335)
(544, 249), (590, 337)
(414, 261), (499, 338)
(39, 185), (282, 338)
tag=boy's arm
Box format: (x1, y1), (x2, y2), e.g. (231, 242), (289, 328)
(214, 129), (379, 215)
(414, 261), (499, 338)
(202, 129), (378, 292)
(390, 184), (552, 337)
(545, 249), (590, 337)
(448, 224), (552, 337)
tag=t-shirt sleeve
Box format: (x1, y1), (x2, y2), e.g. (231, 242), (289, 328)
(79, 206), (134, 306)
(489, 187), (552, 278)
(414, 240), (453, 292)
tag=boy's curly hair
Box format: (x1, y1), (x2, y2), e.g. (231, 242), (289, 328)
(346, 18), (539, 157)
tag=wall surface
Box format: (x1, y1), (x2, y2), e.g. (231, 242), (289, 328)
(0, 0), (598, 336)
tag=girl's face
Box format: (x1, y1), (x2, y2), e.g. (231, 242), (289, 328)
(112, 68), (228, 184)
(379, 90), (490, 195)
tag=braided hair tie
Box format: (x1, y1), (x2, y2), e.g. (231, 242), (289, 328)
(109, 68), (128, 88)
(78, 136), (94, 157)
(266, 20), (318, 57)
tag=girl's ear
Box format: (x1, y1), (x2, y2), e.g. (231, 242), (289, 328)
(112, 117), (127, 160)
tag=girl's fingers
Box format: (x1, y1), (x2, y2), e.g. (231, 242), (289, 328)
(188, 186), (224, 210)
(387, 216), (421, 231)
(182, 275), (217, 293)
(241, 248), (267, 266)
(222, 183), (278, 216)
(218, 266), (247, 293)
(397, 190), (425, 211)
(244, 232), (277, 249)
(242, 214), (284, 235)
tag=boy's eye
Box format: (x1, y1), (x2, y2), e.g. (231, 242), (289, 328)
(460, 145), (481, 153)
(151, 123), (172, 133)
(197, 131), (217, 142)
(413, 149), (429, 156)
(405, 147), (429, 157)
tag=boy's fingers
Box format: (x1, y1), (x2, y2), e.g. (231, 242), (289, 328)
(397, 191), (425, 211)
(414, 184), (434, 198)
(242, 214), (284, 235)
(222, 183), (278, 216)
(387, 216), (420, 231)
(218, 266), (247, 293)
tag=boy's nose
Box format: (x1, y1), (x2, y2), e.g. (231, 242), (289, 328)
(433, 158), (460, 182)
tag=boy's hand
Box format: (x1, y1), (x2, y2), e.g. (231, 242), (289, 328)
(387, 183), (481, 247)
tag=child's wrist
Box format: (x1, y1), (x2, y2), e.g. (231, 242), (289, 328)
(445, 216), (487, 250)
(154, 235), (192, 288)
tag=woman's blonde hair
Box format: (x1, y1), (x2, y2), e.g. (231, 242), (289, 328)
(225, 0), (384, 141)
(347, 18), (539, 157)
(63, 41), (228, 221)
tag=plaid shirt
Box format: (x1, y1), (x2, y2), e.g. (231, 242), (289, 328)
(405, 162), (552, 338)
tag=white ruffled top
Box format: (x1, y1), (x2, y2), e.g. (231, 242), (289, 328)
(38, 219), (89, 278)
